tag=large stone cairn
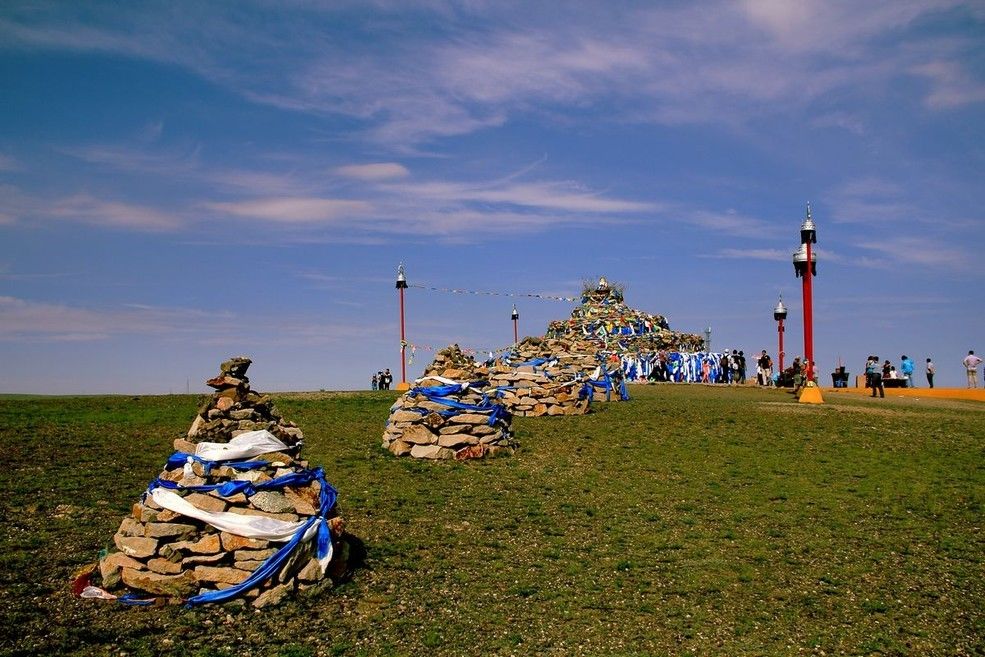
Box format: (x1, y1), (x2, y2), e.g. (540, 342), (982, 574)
(382, 377), (516, 460)
(95, 357), (347, 608)
(545, 277), (704, 355)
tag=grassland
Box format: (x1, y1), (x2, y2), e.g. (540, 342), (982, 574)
(0, 386), (982, 656)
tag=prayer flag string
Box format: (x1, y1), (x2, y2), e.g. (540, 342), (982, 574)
(409, 284), (578, 303)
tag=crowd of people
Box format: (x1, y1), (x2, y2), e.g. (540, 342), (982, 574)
(861, 350), (982, 397)
(371, 369), (393, 390)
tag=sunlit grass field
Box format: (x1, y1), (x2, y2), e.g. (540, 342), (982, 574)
(0, 386), (982, 656)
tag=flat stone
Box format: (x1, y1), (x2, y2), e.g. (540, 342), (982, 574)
(390, 410), (422, 423)
(186, 415), (205, 438)
(252, 582), (293, 609)
(283, 484), (320, 515)
(401, 424), (436, 445)
(479, 432), (505, 445)
(194, 566), (251, 585)
(144, 522), (197, 540)
(296, 558), (324, 582)
(387, 439), (412, 456)
(258, 451), (293, 466)
(234, 559), (266, 571)
(410, 444), (455, 460)
(437, 433), (479, 447)
(173, 438), (198, 454)
(147, 558), (183, 575)
(422, 412), (445, 429)
(249, 491), (296, 514)
(455, 444), (489, 460)
(232, 470), (271, 484)
(117, 517), (145, 537)
(470, 424), (497, 435)
(228, 409), (255, 420)
(547, 404), (566, 416)
(181, 553), (225, 566)
(168, 533), (221, 555)
(220, 532), (270, 551)
(227, 507), (299, 522)
(184, 493), (227, 513)
(100, 552), (144, 588)
(121, 568), (197, 597)
(234, 548), (277, 561)
(114, 535), (159, 559)
(215, 396), (235, 411)
(454, 413), (490, 424)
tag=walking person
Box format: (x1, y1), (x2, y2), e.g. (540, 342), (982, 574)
(964, 350), (982, 388)
(925, 358), (935, 389)
(900, 355), (915, 388)
(758, 350), (773, 387)
(867, 356), (885, 398)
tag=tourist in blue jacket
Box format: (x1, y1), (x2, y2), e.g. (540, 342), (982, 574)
(900, 355), (915, 388)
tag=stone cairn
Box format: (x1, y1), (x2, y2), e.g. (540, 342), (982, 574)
(486, 359), (591, 416)
(382, 376), (516, 460)
(422, 343), (489, 381)
(92, 358), (348, 608)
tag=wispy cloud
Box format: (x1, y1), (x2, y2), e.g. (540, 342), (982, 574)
(48, 194), (184, 231)
(335, 162), (409, 180)
(0, 151), (20, 171)
(201, 197), (371, 223)
(911, 60), (985, 108)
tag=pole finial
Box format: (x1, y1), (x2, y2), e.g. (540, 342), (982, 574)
(395, 262), (408, 289)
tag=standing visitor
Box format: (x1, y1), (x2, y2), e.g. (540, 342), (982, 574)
(730, 349), (740, 385)
(383, 368), (393, 390)
(925, 358), (935, 388)
(371, 373), (378, 391)
(758, 350), (773, 387)
(867, 356), (885, 398)
(701, 357), (711, 383)
(738, 351), (747, 384)
(900, 355), (915, 388)
(964, 350), (982, 388)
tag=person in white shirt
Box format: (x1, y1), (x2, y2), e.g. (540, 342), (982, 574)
(963, 350), (982, 388)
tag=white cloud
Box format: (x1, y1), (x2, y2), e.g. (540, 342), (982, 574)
(911, 60), (985, 109)
(202, 197), (371, 223)
(48, 194), (184, 231)
(335, 162), (410, 180)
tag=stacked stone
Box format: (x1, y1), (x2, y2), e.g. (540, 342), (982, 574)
(186, 357), (303, 446)
(422, 344), (489, 381)
(486, 362), (590, 416)
(382, 377), (516, 460)
(545, 277), (704, 354)
(95, 358), (347, 608)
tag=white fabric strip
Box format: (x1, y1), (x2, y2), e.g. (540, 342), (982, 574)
(193, 430), (290, 462)
(150, 488), (306, 541)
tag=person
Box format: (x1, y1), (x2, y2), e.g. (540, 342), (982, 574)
(926, 358), (935, 388)
(377, 370), (386, 390)
(730, 349), (740, 385)
(964, 350), (982, 388)
(758, 350), (773, 387)
(382, 368), (393, 390)
(738, 350), (747, 384)
(882, 360), (892, 379)
(900, 355), (915, 388)
(867, 356), (885, 398)
(371, 373), (378, 391)
(701, 357), (711, 383)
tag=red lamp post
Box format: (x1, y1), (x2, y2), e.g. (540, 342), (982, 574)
(511, 304), (519, 347)
(395, 263), (410, 391)
(773, 296), (787, 373)
(792, 204), (817, 382)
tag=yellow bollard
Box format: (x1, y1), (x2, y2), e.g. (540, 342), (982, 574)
(798, 380), (825, 404)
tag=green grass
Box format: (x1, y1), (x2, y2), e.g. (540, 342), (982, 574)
(0, 386), (982, 656)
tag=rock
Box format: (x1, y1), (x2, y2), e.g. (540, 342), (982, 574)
(220, 532), (270, 551)
(187, 415), (205, 438)
(167, 533), (221, 555)
(387, 439), (412, 456)
(400, 424), (437, 445)
(249, 491), (295, 514)
(410, 444), (455, 460)
(184, 493), (227, 514)
(114, 535), (159, 559)
(283, 485), (320, 515)
(194, 566), (251, 585)
(100, 552), (145, 588)
(121, 568), (197, 597)
(147, 558), (183, 575)
(117, 517), (145, 537)
(252, 582), (293, 609)
(390, 410), (422, 423)
(437, 433), (479, 447)
(455, 444), (489, 460)
(226, 507), (298, 522)
(144, 522), (198, 540)
(234, 548), (277, 561)
(296, 558), (323, 582)
(173, 438), (198, 454)
(453, 413), (491, 425)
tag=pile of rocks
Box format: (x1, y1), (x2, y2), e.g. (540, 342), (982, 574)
(422, 344), (489, 381)
(94, 358), (348, 608)
(545, 277), (704, 354)
(382, 378), (516, 460)
(486, 363), (590, 416)
(186, 357), (303, 446)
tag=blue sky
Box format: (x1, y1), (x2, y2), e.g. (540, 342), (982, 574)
(1, 1), (983, 393)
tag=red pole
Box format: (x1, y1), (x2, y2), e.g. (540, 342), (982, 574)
(778, 318), (785, 373)
(399, 285), (407, 387)
(513, 317), (518, 345)
(803, 240), (814, 381)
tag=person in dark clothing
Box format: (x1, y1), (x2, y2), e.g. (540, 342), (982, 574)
(382, 369), (392, 390)
(867, 356), (885, 398)
(738, 350), (747, 384)
(926, 358), (935, 388)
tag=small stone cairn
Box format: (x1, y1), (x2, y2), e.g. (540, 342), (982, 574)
(382, 376), (516, 460)
(422, 343), (489, 380)
(93, 358), (348, 608)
